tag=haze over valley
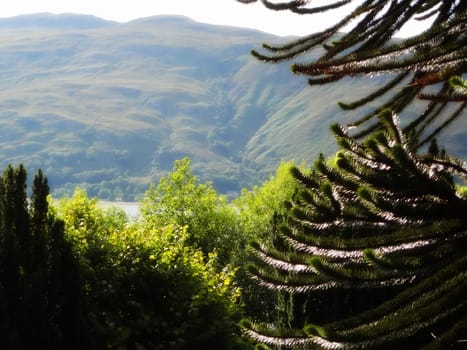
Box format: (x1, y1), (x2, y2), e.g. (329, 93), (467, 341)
(1, 13), (465, 200)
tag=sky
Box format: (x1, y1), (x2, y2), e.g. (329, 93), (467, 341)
(0, 0), (429, 37)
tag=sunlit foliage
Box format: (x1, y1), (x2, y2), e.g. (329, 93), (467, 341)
(140, 157), (242, 265)
(55, 187), (248, 349)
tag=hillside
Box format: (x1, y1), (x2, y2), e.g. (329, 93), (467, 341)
(0, 14), (465, 199)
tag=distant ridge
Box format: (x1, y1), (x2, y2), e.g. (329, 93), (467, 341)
(125, 14), (273, 36)
(0, 14), (464, 200)
(127, 14), (197, 25)
(0, 13), (118, 30)
(0, 13), (270, 35)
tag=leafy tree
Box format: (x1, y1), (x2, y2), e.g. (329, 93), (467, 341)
(237, 0), (466, 147)
(56, 188), (249, 350)
(140, 157), (240, 265)
(242, 111), (467, 348)
(233, 161), (305, 321)
(56, 187), (127, 261)
(140, 158), (307, 325)
(234, 161), (304, 243)
(0, 166), (90, 350)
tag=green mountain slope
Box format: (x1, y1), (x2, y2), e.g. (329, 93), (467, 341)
(0, 14), (465, 199)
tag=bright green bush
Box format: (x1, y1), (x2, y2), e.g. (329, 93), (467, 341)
(140, 157), (242, 266)
(54, 188), (249, 350)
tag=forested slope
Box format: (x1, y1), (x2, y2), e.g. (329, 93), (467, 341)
(0, 13), (465, 199)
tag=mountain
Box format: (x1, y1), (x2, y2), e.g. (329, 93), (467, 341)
(0, 13), (117, 30)
(0, 14), (465, 200)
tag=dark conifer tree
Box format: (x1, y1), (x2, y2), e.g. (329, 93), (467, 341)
(242, 111), (467, 348)
(0, 166), (92, 350)
(0, 165), (30, 348)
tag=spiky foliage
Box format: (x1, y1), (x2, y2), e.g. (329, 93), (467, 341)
(242, 111), (467, 349)
(237, 0), (466, 148)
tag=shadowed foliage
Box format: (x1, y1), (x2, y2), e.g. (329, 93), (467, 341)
(0, 166), (91, 350)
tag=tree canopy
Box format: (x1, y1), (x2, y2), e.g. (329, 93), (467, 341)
(140, 157), (240, 265)
(55, 187), (248, 350)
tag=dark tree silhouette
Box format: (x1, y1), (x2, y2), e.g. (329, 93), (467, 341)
(0, 166), (91, 350)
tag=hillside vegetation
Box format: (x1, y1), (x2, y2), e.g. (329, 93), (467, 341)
(0, 13), (465, 199)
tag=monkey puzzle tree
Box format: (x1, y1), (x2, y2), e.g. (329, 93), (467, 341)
(237, 0), (466, 147)
(242, 111), (467, 348)
(235, 0), (467, 348)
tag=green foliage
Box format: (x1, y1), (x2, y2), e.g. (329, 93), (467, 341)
(458, 185), (467, 197)
(55, 187), (249, 349)
(140, 157), (240, 265)
(138, 157), (308, 326)
(449, 76), (467, 94)
(233, 161), (303, 242)
(56, 187), (127, 257)
(232, 161), (306, 323)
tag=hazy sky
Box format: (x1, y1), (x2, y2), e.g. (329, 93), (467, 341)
(0, 0), (428, 37)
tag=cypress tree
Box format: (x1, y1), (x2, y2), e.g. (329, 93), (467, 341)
(0, 165), (30, 348)
(0, 166), (91, 349)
